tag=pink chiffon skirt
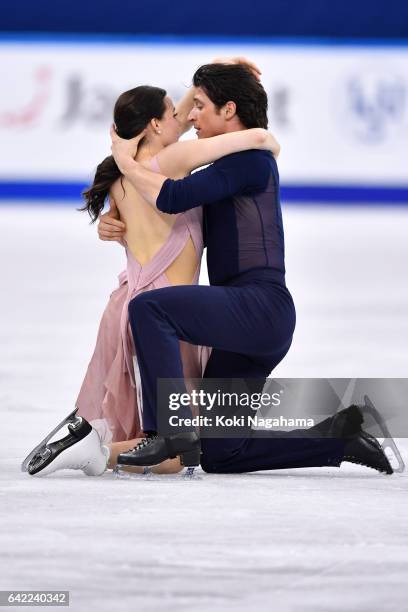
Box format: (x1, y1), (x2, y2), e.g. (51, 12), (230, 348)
(76, 206), (210, 443)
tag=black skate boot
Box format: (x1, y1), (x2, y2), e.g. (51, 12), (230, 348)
(117, 431), (201, 477)
(316, 404), (394, 474)
(327, 404), (364, 437)
(361, 395), (405, 473)
(324, 404), (393, 474)
(309, 404), (364, 438)
(341, 430), (394, 474)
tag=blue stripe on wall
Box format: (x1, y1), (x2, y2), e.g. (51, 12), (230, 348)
(1, 181), (408, 204)
(1, 33), (408, 47)
(0, 182), (86, 200)
(281, 185), (408, 204)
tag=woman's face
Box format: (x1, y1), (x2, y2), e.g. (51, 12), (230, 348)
(158, 96), (182, 146)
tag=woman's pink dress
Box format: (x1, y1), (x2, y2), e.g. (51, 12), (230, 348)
(76, 158), (209, 443)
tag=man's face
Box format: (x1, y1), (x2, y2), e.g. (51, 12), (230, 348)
(188, 87), (227, 138)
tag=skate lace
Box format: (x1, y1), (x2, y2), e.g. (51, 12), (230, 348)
(132, 434), (158, 452)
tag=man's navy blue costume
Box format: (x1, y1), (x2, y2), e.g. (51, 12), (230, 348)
(129, 150), (345, 472)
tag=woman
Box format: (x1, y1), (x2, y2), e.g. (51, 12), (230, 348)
(25, 58), (281, 476)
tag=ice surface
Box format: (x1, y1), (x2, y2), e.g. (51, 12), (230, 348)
(1, 204), (407, 611)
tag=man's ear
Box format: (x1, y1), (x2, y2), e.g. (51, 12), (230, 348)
(224, 101), (237, 121)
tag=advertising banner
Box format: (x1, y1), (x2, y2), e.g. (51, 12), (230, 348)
(1, 39), (407, 196)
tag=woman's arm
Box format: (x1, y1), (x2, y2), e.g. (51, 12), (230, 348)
(156, 128), (280, 177)
(111, 125), (272, 214)
(174, 87), (195, 136)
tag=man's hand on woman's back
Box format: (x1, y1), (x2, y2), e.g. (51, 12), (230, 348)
(97, 197), (126, 243)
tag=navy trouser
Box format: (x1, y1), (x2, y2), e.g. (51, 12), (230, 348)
(128, 271), (345, 472)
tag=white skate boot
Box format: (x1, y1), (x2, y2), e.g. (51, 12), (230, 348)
(23, 413), (109, 477)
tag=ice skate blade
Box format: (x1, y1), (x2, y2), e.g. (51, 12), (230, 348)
(26, 428), (105, 477)
(112, 465), (201, 480)
(363, 395), (405, 474)
(21, 407), (79, 472)
(382, 440), (405, 474)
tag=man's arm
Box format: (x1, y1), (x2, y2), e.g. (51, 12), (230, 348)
(117, 151), (271, 214)
(156, 155), (256, 213)
(116, 156), (166, 206)
(110, 127), (271, 213)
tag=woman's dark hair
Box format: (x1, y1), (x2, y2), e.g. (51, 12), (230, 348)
(193, 63), (268, 130)
(81, 85), (167, 222)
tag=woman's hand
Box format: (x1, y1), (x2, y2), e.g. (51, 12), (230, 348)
(212, 56), (262, 81)
(110, 125), (146, 174)
(263, 131), (281, 158)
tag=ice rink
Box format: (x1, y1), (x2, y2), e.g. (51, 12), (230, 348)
(1, 204), (407, 611)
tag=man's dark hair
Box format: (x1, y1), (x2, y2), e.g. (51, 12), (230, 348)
(193, 63), (268, 129)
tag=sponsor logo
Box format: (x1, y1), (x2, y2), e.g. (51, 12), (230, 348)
(60, 76), (117, 126)
(0, 66), (292, 131)
(0, 67), (52, 128)
(339, 69), (407, 143)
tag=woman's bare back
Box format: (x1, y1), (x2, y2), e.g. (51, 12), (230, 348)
(110, 159), (198, 286)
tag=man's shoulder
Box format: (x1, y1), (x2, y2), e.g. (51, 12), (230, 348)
(214, 150), (275, 185)
(212, 149), (275, 193)
(214, 149), (273, 166)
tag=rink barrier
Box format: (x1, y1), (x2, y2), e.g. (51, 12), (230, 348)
(1, 36), (407, 189)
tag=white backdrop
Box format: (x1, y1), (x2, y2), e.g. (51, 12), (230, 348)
(1, 40), (408, 186)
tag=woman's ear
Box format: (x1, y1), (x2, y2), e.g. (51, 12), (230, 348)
(150, 117), (162, 135)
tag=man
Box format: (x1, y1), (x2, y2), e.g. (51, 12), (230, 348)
(103, 63), (392, 475)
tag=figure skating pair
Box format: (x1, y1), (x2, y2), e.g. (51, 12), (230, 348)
(22, 61), (402, 478)
(23, 57), (278, 477)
